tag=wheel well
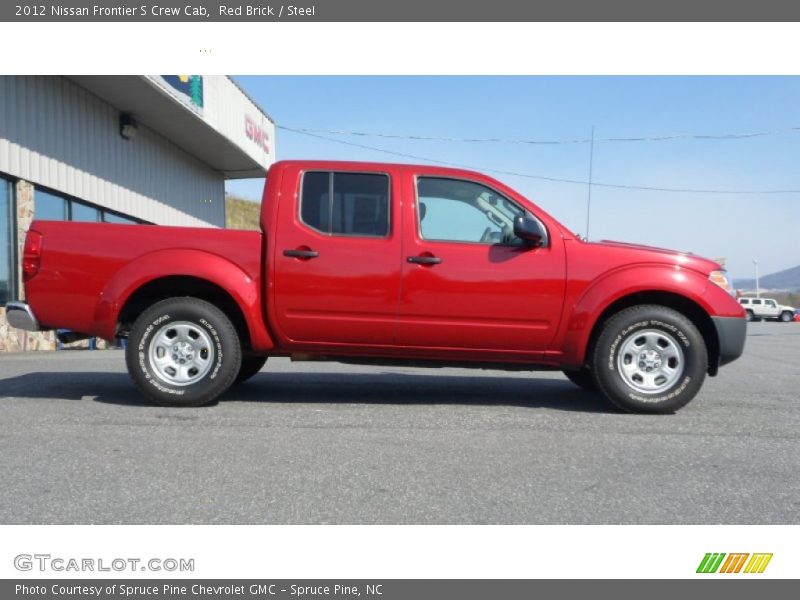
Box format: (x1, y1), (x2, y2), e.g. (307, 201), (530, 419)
(585, 291), (720, 376)
(116, 276), (252, 350)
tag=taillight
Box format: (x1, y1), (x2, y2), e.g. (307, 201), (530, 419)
(22, 230), (43, 282)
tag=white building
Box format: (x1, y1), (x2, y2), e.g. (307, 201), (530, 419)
(0, 75), (275, 351)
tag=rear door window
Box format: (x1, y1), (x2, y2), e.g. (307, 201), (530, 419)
(300, 171), (390, 237)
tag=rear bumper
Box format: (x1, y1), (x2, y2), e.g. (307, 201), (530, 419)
(4, 301), (41, 331)
(712, 316), (747, 368)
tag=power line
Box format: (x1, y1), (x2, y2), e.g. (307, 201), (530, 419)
(278, 125), (800, 195)
(279, 124), (800, 145)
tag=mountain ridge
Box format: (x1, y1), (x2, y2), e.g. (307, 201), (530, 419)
(734, 264), (800, 291)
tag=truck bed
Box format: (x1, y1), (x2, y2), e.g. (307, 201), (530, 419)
(25, 221), (263, 339)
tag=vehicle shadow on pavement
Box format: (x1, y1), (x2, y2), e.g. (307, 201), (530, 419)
(227, 372), (614, 412)
(0, 371), (615, 413)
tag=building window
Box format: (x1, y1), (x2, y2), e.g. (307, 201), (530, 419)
(34, 186), (143, 225)
(1, 176), (15, 307)
(72, 202), (101, 223)
(35, 189), (69, 221)
(102, 211), (138, 225)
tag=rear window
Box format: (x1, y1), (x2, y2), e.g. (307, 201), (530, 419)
(739, 298), (749, 305)
(300, 171), (390, 237)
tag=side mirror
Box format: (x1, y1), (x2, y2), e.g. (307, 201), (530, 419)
(513, 215), (546, 247)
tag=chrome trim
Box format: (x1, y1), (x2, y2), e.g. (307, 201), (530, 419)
(4, 301), (41, 331)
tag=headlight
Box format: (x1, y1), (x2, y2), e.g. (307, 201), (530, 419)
(709, 270), (734, 295)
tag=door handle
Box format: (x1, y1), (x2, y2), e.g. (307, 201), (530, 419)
(283, 248), (319, 259)
(407, 255), (442, 265)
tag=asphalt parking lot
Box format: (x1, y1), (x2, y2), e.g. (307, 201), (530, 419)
(0, 321), (798, 525)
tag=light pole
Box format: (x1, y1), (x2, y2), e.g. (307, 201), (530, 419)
(753, 259), (760, 298)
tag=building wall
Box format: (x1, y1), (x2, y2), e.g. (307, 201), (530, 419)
(203, 76), (276, 167)
(0, 76), (225, 227)
(0, 75), (233, 352)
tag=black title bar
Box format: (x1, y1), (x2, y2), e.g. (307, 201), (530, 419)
(4, 579), (798, 600)
(4, 0), (800, 22)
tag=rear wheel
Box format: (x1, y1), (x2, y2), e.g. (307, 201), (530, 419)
(235, 356), (268, 384)
(592, 305), (707, 414)
(125, 297), (241, 407)
(780, 311), (793, 323)
(745, 310), (755, 322)
(562, 367), (596, 391)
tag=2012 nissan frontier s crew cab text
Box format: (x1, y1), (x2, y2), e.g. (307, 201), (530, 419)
(5, 160), (747, 413)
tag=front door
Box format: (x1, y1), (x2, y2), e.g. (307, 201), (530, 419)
(396, 175), (566, 356)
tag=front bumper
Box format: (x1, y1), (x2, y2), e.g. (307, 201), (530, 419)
(4, 301), (41, 331)
(712, 316), (747, 368)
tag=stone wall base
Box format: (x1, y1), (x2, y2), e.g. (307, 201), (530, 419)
(0, 307), (115, 352)
(0, 307), (56, 351)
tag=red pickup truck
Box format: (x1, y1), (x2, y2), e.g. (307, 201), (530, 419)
(6, 160), (746, 413)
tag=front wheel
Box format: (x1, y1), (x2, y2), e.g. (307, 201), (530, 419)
(592, 305), (707, 414)
(125, 297), (242, 407)
(780, 311), (794, 323)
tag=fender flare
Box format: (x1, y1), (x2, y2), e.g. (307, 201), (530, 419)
(557, 264), (713, 366)
(92, 248), (274, 351)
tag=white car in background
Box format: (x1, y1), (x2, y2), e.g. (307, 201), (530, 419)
(738, 297), (796, 322)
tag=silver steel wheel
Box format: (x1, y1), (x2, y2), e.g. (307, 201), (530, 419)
(147, 321), (215, 387)
(616, 328), (685, 396)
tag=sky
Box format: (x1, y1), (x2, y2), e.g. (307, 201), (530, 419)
(225, 76), (800, 280)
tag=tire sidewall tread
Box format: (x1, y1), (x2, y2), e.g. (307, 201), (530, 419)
(125, 297), (241, 407)
(592, 304), (707, 414)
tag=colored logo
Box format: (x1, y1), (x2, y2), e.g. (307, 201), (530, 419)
(696, 553), (773, 574)
(158, 75), (204, 113)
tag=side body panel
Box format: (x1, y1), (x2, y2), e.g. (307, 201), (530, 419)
(23, 160), (746, 372)
(25, 221), (273, 350)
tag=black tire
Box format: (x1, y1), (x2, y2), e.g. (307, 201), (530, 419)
(745, 310), (755, 322)
(592, 305), (707, 414)
(235, 356), (268, 384)
(562, 367), (596, 391)
(125, 297), (242, 407)
(780, 311), (793, 323)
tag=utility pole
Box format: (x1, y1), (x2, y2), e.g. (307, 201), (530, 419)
(585, 125), (595, 241)
(753, 259), (760, 298)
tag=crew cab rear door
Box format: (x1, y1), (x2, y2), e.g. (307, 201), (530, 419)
(271, 166), (402, 346)
(396, 174), (566, 355)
